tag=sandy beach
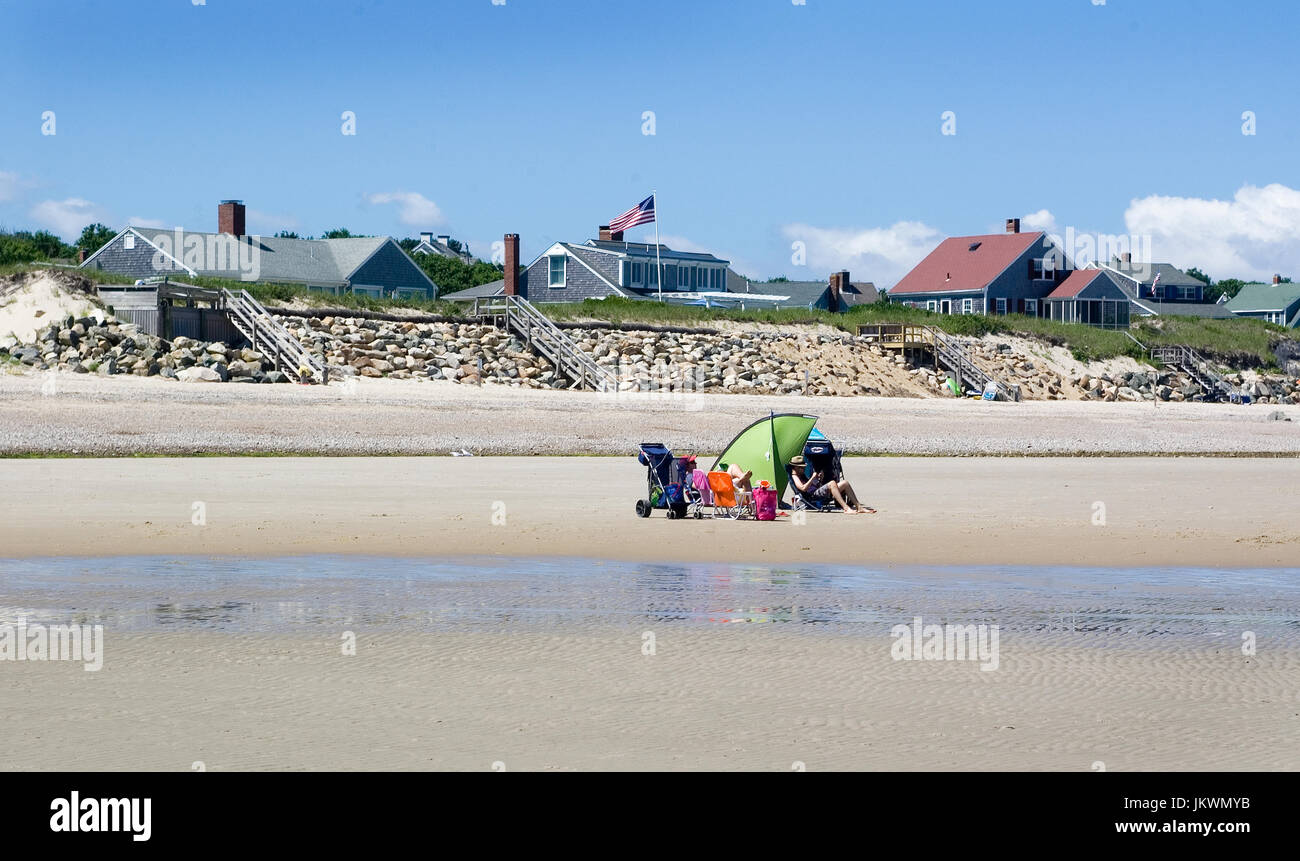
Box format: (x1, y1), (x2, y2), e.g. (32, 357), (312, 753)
(2, 455), (1298, 567)
(4, 385), (1299, 771)
(2, 629), (1294, 771)
(2, 372), (1299, 456)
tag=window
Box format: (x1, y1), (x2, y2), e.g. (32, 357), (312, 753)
(995, 298), (1007, 315)
(124, 233), (135, 250)
(665, 265), (677, 290)
(632, 262), (642, 285)
(649, 264), (658, 287)
(961, 298), (973, 315)
(619, 260), (630, 287)
(548, 255), (566, 287)
(1025, 299), (1038, 317)
(1030, 258), (1053, 280)
(689, 267), (699, 290)
(926, 300), (937, 312)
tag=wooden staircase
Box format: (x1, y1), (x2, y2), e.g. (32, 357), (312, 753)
(221, 288), (326, 383)
(1149, 345), (1232, 402)
(859, 323), (1019, 400)
(471, 295), (615, 392)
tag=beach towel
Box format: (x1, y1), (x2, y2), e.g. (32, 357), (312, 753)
(692, 469), (713, 505)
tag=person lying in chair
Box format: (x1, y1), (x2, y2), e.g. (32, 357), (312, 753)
(718, 461), (754, 505)
(787, 455), (875, 515)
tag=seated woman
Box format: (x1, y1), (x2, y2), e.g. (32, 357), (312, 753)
(787, 455), (876, 515)
(718, 461), (754, 504)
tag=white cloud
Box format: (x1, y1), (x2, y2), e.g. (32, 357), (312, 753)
(127, 216), (166, 229)
(1124, 183), (1300, 282)
(365, 191), (443, 228)
(1021, 209), (1057, 232)
(0, 171), (20, 203)
(29, 198), (111, 240)
(780, 221), (943, 287)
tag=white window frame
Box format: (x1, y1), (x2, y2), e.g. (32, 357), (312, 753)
(548, 254), (566, 288)
(995, 298), (1007, 314)
(1025, 299), (1038, 317)
(926, 300), (937, 312)
(961, 298), (973, 315)
(124, 233), (135, 250)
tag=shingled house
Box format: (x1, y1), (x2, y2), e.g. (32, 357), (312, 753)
(888, 218), (1071, 317)
(81, 201), (438, 299)
(1042, 268), (1132, 328)
(1098, 256), (1233, 319)
(1225, 276), (1300, 328)
(410, 232), (475, 264)
(441, 226), (732, 303)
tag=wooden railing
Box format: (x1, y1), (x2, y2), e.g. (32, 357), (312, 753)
(859, 323), (1018, 400)
(471, 295), (615, 392)
(221, 288), (326, 383)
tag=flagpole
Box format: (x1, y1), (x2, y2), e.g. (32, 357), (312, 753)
(653, 190), (663, 301)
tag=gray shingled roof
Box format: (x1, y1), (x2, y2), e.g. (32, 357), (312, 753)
(129, 228), (390, 285)
(1107, 261), (1205, 287)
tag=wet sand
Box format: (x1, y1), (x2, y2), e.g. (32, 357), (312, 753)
(1, 629), (1293, 771)
(2, 455), (1298, 568)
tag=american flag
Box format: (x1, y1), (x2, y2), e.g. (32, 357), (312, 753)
(1149, 272), (1161, 296)
(609, 194), (656, 233)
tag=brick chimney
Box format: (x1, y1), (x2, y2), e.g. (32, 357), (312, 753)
(218, 200), (246, 237)
(77, 249), (87, 264)
(503, 233), (520, 296)
(599, 225), (612, 241)
(828, 270), (848, 312)
(1274, 274), (1283, 285)
(1005, 218), (1020, 234)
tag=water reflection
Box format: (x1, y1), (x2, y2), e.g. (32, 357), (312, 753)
(0, 556), (1294, 645)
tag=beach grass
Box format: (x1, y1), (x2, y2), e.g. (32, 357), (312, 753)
(542, 297), (1287, 365)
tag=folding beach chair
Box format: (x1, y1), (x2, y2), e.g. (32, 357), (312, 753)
(707, 471), (752, 519)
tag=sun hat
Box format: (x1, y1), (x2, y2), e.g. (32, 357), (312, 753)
(788, 455), (806, 467)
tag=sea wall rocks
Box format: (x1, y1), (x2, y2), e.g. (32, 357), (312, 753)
(7, 309), (1299, 405)
(3, 316), (293, 383)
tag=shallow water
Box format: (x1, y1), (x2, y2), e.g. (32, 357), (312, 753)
(0, 556), (1297, 645)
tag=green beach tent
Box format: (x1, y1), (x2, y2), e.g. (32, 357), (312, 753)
(710, 413), (819, 500)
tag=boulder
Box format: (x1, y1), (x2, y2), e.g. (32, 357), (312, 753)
(177, 366), (222, 382)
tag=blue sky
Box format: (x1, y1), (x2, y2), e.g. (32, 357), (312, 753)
(3, 0), (1299, 284)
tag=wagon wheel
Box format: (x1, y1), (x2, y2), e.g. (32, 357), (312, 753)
(636, 499), (651, 518)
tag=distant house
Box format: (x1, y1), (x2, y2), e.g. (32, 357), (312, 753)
(410, 232), (475, 264)
(723, 272), (879, 310)
(442, 226), (876, 311)
(1097, 257), (1232, 319)
(888, 218), (1071, 317)
(1043, 269), (1132, 328)
(80, 201), (438, 300)
(441, 225), (732, 304)
(1225, 276), (1300, 327)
